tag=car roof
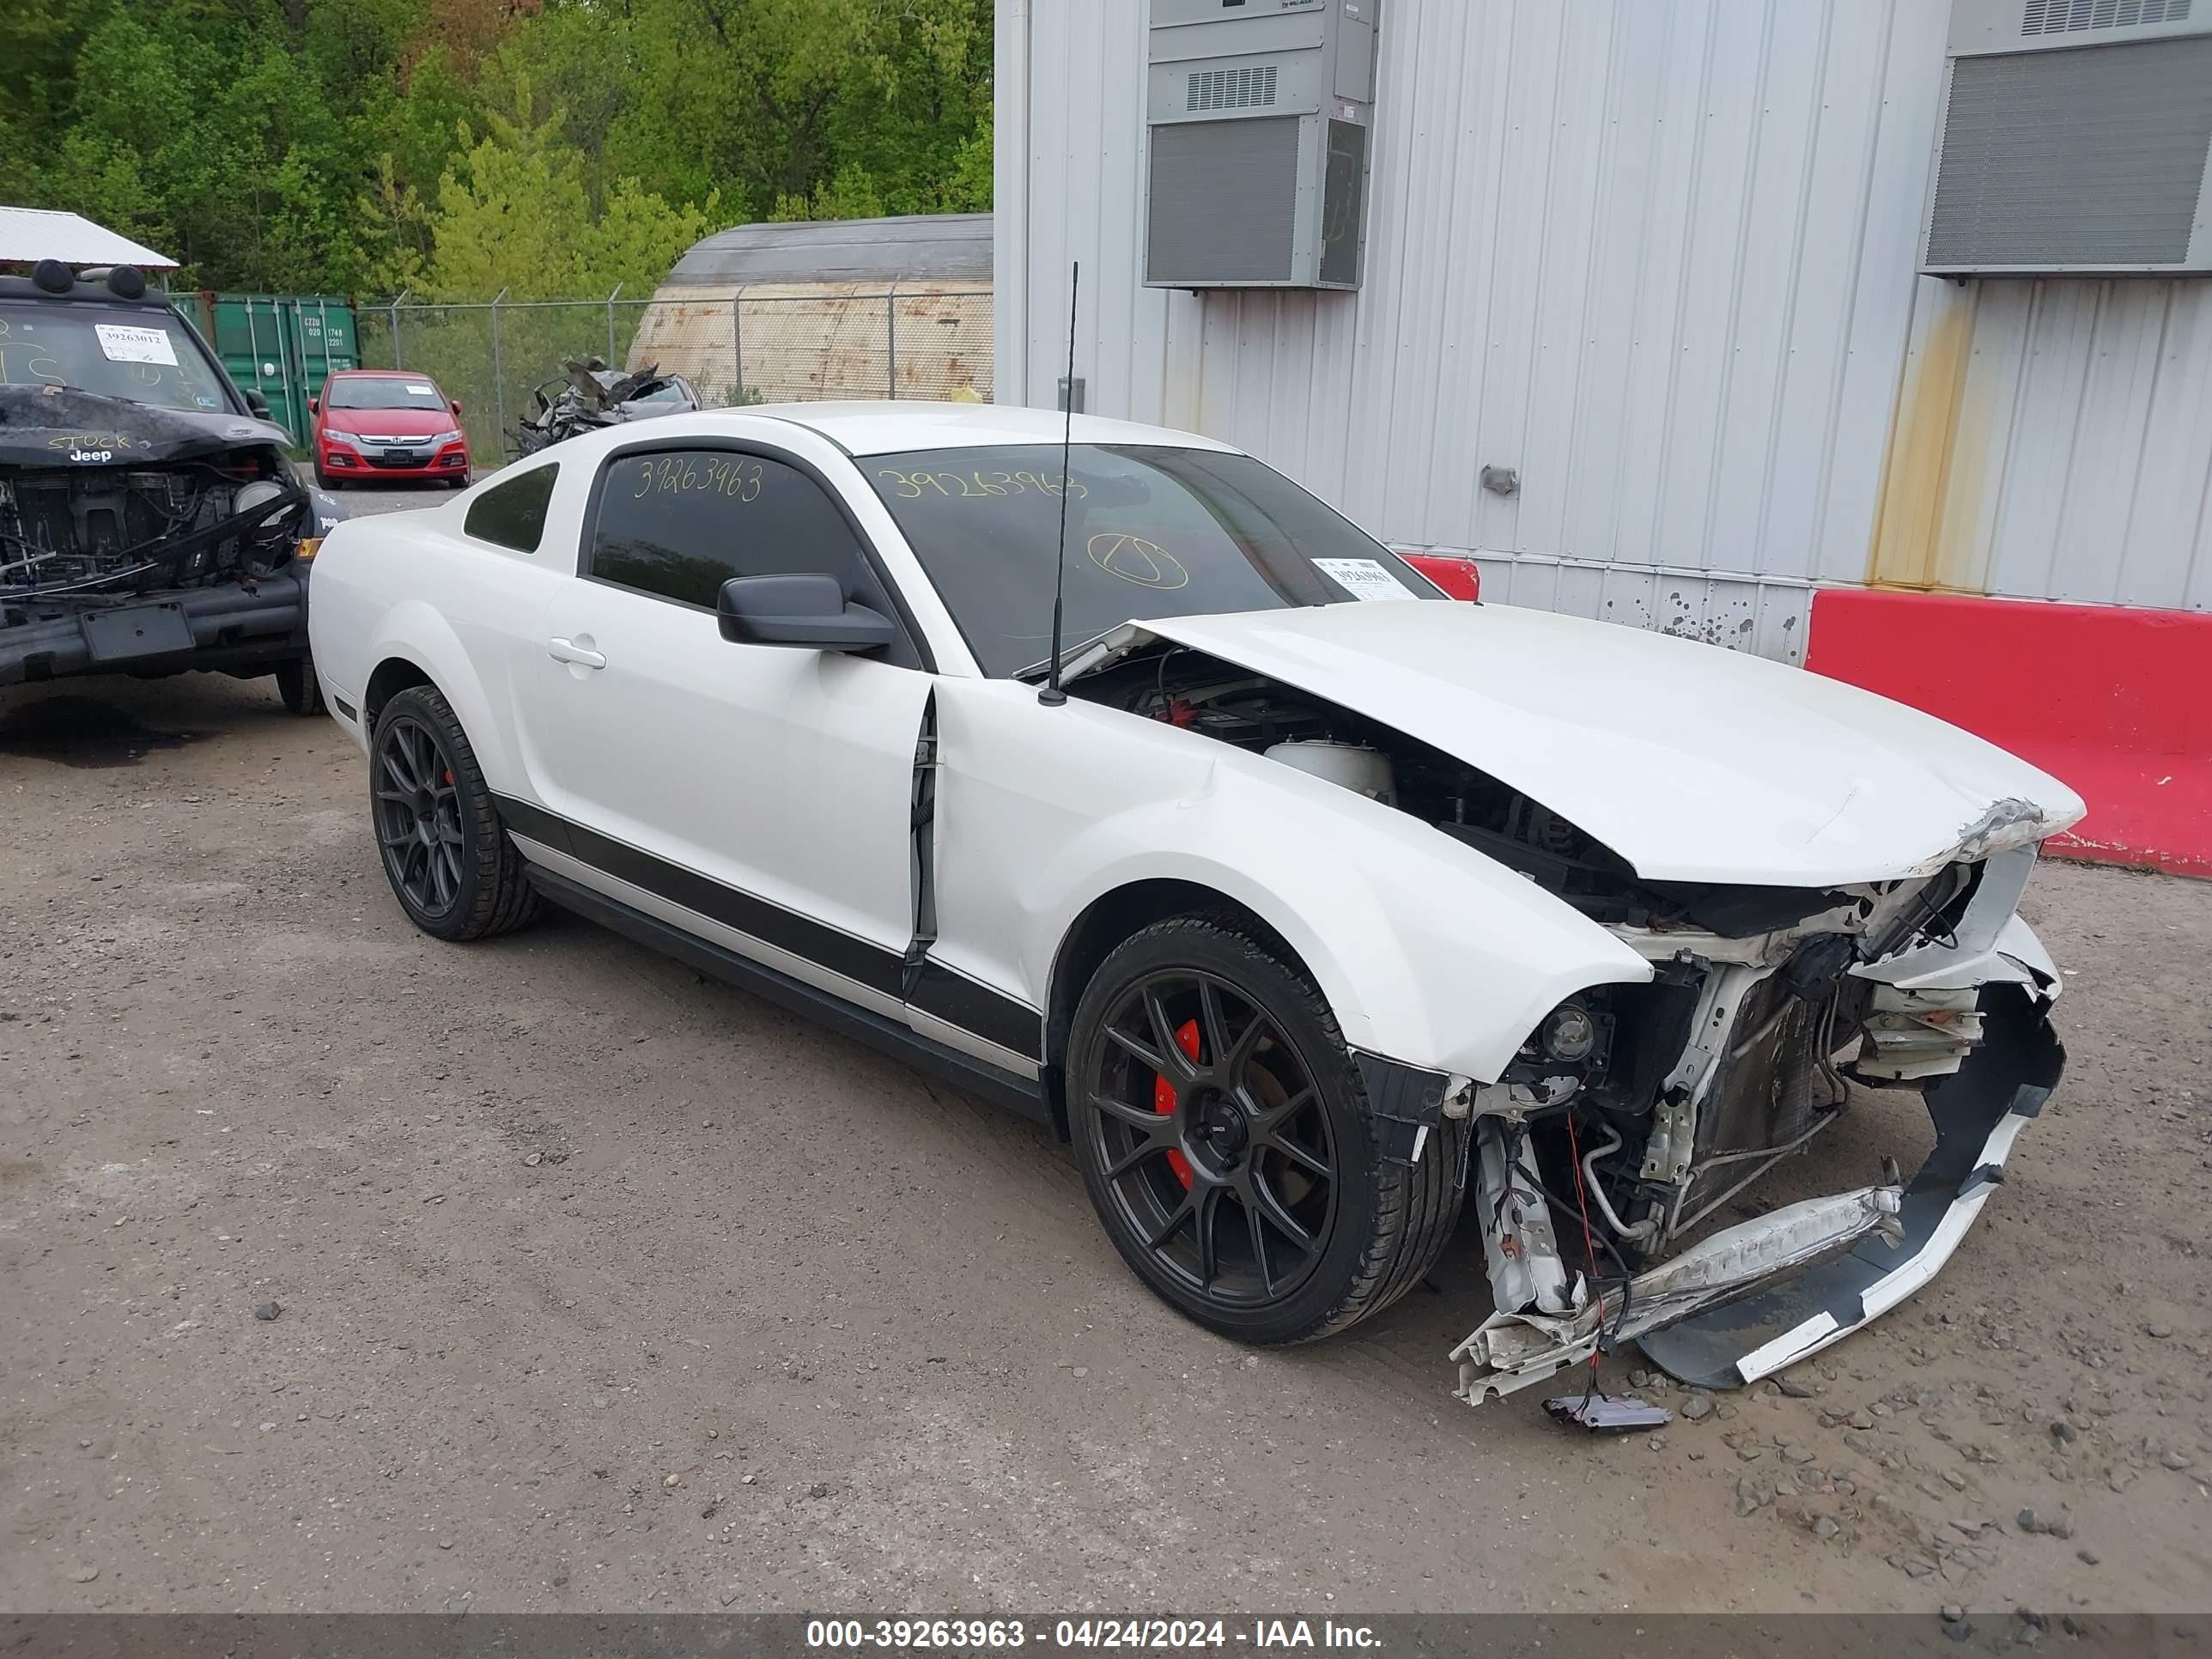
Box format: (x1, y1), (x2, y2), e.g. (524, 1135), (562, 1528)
(744, 400), (1241, 459)
(327, 368), (440, 381)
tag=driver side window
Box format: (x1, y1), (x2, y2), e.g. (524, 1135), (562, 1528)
(585, 447), (920, 669)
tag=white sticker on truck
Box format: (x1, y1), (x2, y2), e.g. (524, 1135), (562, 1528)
(1313, 557), (1419, 601)
(94, 325), (179, 367)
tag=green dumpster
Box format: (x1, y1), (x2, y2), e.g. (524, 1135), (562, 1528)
(182, 293), (359, 446)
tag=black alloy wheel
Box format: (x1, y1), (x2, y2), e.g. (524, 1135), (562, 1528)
(368, 684), (540, 941)
(374, 710), (467, 919)
(1087, 965), (1339, 1311)
(1067, 915), (1465, 1345)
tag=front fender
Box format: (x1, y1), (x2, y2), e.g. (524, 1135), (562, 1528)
(930, 683), (1650, 1083)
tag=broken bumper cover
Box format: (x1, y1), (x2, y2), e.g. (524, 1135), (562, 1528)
(0, 569), (309, 687)
(1453, 985), (2063, 1401)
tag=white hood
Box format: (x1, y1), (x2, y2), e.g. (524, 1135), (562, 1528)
(1081, 602), (2085, 886)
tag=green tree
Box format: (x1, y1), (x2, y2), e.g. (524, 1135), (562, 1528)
(770, 162), (885, 225)
(588, 177), (715, 296)
(8, 0), (990, 296)
(423, 85), (709, 301)
(423, 93), (593, 299)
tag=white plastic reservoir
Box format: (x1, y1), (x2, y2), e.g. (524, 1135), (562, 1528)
(1264, 740), (1396, 805)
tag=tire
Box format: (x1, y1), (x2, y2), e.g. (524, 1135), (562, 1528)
(273, 657), (325, 716)
(1066, 913), (1466, 1346)
(368, 684), (541, 942)
(313, 466), (335, 492)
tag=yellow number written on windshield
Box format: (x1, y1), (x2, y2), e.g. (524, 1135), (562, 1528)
(878, 468), (1086, 500)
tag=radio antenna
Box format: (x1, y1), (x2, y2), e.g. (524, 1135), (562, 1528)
(1037, 261), (1079, 708)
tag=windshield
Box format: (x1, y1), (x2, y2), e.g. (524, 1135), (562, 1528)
(624, 380), (694, 406)
(328, 376), (447, 410)
(867, 444), (1440, 677)
(0, 302), (235, 413)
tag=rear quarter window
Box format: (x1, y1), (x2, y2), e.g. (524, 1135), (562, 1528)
(463, 465), (558, 553)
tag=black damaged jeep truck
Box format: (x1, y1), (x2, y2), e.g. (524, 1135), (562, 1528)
(0, 260), (343, 712)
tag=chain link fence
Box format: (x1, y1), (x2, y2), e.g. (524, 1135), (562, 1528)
(356, 287), (994, 462)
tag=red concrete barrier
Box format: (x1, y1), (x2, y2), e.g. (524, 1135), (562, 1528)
(1805, 587), (2212, 878)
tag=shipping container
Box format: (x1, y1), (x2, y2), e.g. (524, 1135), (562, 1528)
(182, 293), (358, 445)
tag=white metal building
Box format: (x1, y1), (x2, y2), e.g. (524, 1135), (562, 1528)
(993, 0), (2212, 662)
(0, 207), (176, 270)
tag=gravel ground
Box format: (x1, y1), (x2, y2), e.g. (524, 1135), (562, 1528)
(2, 533), (2207, 1614)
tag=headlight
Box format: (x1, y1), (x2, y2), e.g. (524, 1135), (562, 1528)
(232, 477), (300, 540)
(1539, 1000), (1598, 1063)
(323, 431), (357, 449)
(429, 429), (464, 446)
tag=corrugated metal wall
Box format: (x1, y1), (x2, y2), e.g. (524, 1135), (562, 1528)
(994, 0), (2212, 661)
(1871, 276), (2212, 612)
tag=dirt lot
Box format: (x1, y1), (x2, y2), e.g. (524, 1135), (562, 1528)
(3, 610), (2208, 1614)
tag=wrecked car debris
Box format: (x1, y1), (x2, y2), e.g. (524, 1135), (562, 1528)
(0, 261), (340, 706)
(510, 356), (700, 456)
(1544, 1390), (1673, 1433)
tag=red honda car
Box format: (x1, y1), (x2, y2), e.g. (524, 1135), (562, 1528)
(311, 369), (471, 489)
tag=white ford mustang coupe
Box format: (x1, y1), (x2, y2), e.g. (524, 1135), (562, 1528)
(308, 403), (2082, 1401)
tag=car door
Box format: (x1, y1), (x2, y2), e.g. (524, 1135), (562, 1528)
(518, 438), (935, 1020)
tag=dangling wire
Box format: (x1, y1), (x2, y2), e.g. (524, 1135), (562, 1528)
(1562, 1109), (1613, 1406)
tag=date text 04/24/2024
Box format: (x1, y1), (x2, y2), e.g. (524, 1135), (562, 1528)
(803, 1619), (1383, 1651)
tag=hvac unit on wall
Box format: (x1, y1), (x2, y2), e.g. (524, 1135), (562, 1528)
(1923, 0), (2212, 273)
(1143, 0), (1378, 289)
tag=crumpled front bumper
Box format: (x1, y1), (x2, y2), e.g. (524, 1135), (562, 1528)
(0, 569), (309, 687)
(1637, 984), (2063, 1387)
(1453, 984), (2063, 1400)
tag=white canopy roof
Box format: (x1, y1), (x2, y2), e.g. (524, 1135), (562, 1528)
(0, 207), (176, 270)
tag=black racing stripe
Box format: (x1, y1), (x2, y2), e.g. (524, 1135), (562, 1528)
(495, 793), (575, 855)
(492, 793), (1044, 1054)
(563, 820), (908, 1000)
(494, 793), (905, 1000)
(910, 958), (1043, 1062)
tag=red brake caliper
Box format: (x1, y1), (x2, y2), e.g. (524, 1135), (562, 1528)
(1153, 1018), (1200, 1188)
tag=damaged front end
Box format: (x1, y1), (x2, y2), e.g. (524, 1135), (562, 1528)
(1063, 633), (2075, 1396)
(1, 386), (319, 686)
(1453, 843), (2066, 1401)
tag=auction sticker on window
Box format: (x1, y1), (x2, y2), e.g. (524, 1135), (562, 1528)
(1313, 557), (1419, 601)
(94, 325), (179, 367)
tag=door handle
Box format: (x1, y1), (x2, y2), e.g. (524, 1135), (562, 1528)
(547, 637), (605, 669)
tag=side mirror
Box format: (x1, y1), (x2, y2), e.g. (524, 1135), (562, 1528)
(717, 574), (895, 653)
(307, 395), (319, 414)
(450, 398), (464, 416)
(244, 389), (271, 417)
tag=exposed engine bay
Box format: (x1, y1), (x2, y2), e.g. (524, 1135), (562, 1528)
(1073, 641), (2068, 1398)
(0, 453), (309, 617)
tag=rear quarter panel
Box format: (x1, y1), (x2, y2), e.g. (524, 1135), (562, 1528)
(307, 463), (582, 789)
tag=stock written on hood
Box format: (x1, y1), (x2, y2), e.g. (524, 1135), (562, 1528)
(0, 311), (228, 411)
(864, 443), (1443, 677)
